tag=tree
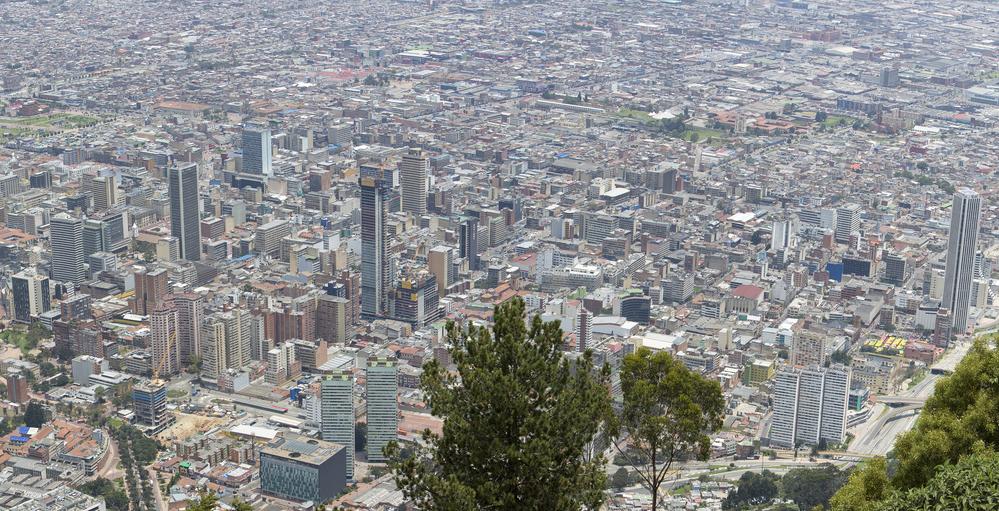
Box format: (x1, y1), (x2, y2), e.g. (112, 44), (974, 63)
(614, 348), (724, 510)
(830, 350), (851, 366)
(611, 467), (630, 491)
(723, 470), (779, 509)
(830, 458), (890, 511)
(23, 401), (46, 427)
(53, 342), (74, 362)
(815, 111), (828, 122)
(39, 361), (57, 377)
(231, 498), (253, 511)
(873, 452), (999, 510)
(187, 490), (219, 511)
(782, 464), (848, 510)
(889, 337), (999, 490)
(388, 297), (614, 510)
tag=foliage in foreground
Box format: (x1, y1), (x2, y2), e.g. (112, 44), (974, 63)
(832, 337), (999, 509)
(615, 347), (724, 510)
(389, 297), (614, 510)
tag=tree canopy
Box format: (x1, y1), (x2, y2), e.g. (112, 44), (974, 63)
(389, 297), (614, 511)
(615, 347), (724, 510)
(874, 452), (999, 510)
(832, 336), (999, 508)
(782, 464), (848, 510)
(723, 470), (780, 509)
(23, 401), (46, 428)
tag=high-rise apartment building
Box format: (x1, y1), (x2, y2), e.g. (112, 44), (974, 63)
(132, 266), (169, 316)
(150, 303), (181, 377)
(399, 148), (429, 217)
(576, 306), (593, 352)
(11, 270), (50, 323)
(171, 293), (203, 366)
(360, 176), (390, 318)
(168, 163), (201, 261)
(6, 371), (29, 404)
(50, 213), (86, 284)
(321, 371), (355, 480)
(771, 364), (851, 448)
(942, 188), (982, 333)
(366, 356), (398, 462)
(200, 318), (227, 380)
(316, 294), (349, 344)
(242, 124), (273, 176)
(791, 331), (825, 368)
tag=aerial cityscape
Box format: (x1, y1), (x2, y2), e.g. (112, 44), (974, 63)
(0, 0), (998, 509)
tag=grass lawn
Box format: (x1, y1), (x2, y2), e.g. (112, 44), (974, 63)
(679, 127), (727, 142)
(0, 113), (99, 129)
(617, 108), (655, 123)
(822, 115), (858, 128)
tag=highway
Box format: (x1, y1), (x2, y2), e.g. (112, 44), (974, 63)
(848, 337), (972, 455)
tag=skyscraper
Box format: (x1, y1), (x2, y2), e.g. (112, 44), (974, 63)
(132, 266), (169, 316)
(360, 175), (390, 318)
(11, 270), (50, 324)
(168, 163), (201, 261)
(6, 371), (29, 404)
(399, 148), (429, 217)
(242, 124), (272, 176)
(50, 213), (85, 285)
(459, 217), (481, 271)
(172, 293), (203, 366)
(366, 356), (398, 463)
(132, 381), (170, 430)
(200, 317), (227, 380)
(770, 364), (851, 448)
(316, 294), (349, 344)
(834, 204), (860, 244)
(942, 188), (982, 333)
(576, 306), (592, 352)
(321, 371), (355, 480)
(150, 303), (181, 377)
(427, 245), (453, 297)
(91, 175), (117, 212)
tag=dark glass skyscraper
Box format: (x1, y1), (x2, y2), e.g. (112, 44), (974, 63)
(360, 175), (389, 318)
(242, 124), (272, 176)
(459, 216), (480, 271)
(169, 163), (201, 261)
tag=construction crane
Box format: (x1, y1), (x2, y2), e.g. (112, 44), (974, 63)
(151, 329), (178, 384)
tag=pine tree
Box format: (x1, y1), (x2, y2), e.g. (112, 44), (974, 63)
(389, 297), (613, 510)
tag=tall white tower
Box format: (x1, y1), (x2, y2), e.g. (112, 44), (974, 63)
(942, 188), (982, 333)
